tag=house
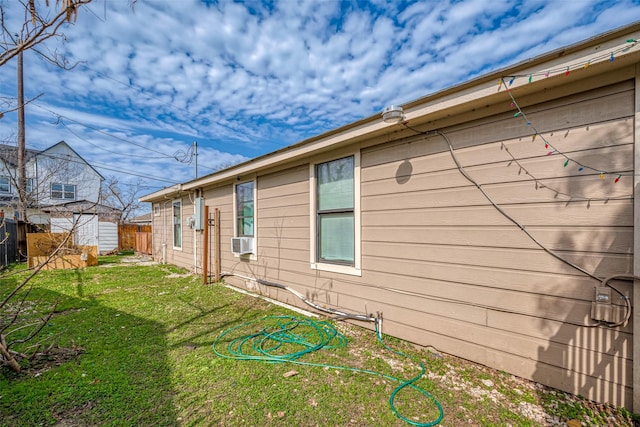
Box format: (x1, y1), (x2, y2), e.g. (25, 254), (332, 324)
(129, 212), (153, 226)
(0, 140), (119, 253)
(141, 23), (640, 412)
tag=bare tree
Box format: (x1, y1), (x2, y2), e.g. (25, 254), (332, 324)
(2, 1), (97, 221)
(0, 225), (73, 372)
(0, 0), (93, 68)
(0, 0), (107, 374)
(100, 176), (144, 223)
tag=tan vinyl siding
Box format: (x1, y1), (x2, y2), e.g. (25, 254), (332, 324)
(149, 197), (195, 267)
(221, 165), (310, 283)
(202, 185), (233, 269)
(356, 80), (634, 407)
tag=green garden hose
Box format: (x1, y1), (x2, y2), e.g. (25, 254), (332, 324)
(212, 315), (444, 426)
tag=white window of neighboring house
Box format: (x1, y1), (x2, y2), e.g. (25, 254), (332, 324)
(235, 181), (255, 237)
(51, 183), (76, 200)
(311, 154), (361, 276)
(26, 178), (33, 194)
(153, 203), (160, 216)
(0, 176), (10, 193)
(172, 200), (182, 249)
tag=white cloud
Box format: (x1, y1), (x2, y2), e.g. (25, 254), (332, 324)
(1, 0), (640, 197)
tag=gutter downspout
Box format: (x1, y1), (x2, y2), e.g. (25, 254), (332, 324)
(161, 199), (170, 264)
(632, 65), (640, 414)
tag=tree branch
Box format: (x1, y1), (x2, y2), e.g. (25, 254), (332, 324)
(0, 0), (94, 68)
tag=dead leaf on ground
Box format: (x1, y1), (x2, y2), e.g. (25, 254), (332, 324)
(283, 370), (298, 378)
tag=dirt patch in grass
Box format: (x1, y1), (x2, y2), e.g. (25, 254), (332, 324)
(28, 343), (84, 377)
(99, 255), (157, 267)
(52, 400), (96, 426)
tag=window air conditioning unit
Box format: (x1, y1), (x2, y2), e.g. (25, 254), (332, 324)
(231, 237), (254, 255)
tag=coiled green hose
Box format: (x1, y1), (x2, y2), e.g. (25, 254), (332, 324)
(212, 315), (443, 426)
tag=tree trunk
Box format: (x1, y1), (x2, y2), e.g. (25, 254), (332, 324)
(0, 335), (21, 373)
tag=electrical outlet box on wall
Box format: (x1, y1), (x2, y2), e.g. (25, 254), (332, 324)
(194, 198), (205, 230)
(589, 287), (624, 324)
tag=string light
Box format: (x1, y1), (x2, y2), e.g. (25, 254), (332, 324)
(499, 141), (628, 202)
(499, 38), (637, 83)
(490, 37), (639, 200)
(500, 74), (631, 183)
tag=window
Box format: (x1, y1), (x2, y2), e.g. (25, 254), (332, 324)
(51, 183), (76, 200)
(0, 176), (9, 193)
(26, 178), (33, 194)
(316, 156), (355, 265)
(153, 204), (160, 216)
(172, 200), (182, 248)
(235, 181), (254, 237)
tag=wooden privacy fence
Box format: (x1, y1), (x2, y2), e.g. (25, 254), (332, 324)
(135, 231), (152, 255)
(118, 224), (151, 253)
(0, 219), (18, 268)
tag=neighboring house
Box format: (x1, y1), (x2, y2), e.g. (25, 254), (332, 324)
(141, 24), (640, 411)
(0, 140), (116, 252)
(129, 212), (153, 226)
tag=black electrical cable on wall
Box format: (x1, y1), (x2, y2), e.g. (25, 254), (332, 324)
(402, 123), (635, 328)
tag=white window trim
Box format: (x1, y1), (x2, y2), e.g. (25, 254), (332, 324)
(0, 176), (10, 193)
(172, 199), (183, 250)
(309, 152), (361, 276)
(51, 183), (76, 200)
(232, 178), (258, 260)
(153, 204), (160, 217)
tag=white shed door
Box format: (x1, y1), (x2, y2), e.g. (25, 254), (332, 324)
(73, 214), (99, 247)
(98, 222), (118, 253)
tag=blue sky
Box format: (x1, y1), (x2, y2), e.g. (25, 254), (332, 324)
(1, 0), (640, 197)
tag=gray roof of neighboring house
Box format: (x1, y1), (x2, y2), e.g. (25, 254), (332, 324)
(130, 212), (153, 223)
(0, 144), (39, 168)
(40, 200), (122, 215)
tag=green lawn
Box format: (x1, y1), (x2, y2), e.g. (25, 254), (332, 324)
(0, 257), (635, 426)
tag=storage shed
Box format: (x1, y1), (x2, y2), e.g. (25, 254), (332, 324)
(44, 201), (121, 254)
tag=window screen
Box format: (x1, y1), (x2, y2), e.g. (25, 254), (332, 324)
(236, 181), (254, 237)
(173, 200), (182, 248)
(316, 156), (354, 264)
